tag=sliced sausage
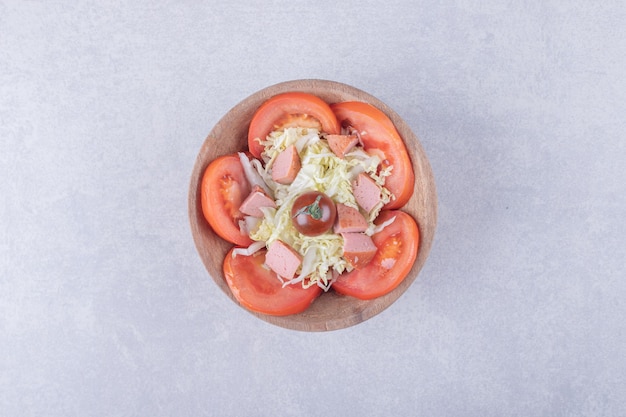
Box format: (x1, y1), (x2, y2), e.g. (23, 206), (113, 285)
(265, 240), (303, 280)
(239, 185), (276, 218)
(351, 172), (381, 213)
(334, 203), (368, 233)
(326, 134), (359, 158)
(272, 144), (301, 185)
(341, 232), (377, 269)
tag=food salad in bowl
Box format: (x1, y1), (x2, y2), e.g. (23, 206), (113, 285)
(189, 79), (437, 331)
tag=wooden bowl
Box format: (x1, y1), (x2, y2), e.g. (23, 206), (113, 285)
(188, 79), (437, 331)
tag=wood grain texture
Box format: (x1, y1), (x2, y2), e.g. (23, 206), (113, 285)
(188, 79), (438, 332)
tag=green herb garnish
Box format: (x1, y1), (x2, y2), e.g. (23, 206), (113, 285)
(293, 195), (323, 220)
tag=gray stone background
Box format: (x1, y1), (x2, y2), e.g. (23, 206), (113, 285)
(1, 1), (625, 416)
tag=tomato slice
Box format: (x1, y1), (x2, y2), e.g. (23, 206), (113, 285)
(200, 153), (253, 246)
(248, 92), (340, 158)
(223, 248), (322, 316)
(332, 210), (419, 300)
(330, 101), (415, 209)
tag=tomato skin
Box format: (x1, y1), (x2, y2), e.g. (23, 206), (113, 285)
(223, 248), (322, 316)
(201, 154), (253, 247)
(330, 101), (414, 209)
(291, 191), (337, 236)
(332, 210), (419, 300)
(248, 92), (341, 158)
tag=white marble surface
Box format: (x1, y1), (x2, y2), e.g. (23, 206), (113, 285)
(2, 1), (626, 416)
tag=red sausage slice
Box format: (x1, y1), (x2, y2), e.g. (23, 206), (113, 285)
(341, 232), (377, 269)
(265, 240), (303, 280)
(272, 144), (301, 185)
(351, 172), (382, 213)
(334, 203), (368, 233)
(239, 185), (276, 218)
(326, 134), (359, 159)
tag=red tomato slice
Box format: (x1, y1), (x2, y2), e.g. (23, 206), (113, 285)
(330, 101), (415, 209)
(248, 92), (340, 158)
(223, 248), (322, 316)
(332, 210), (419, 300)
(200, 153), (253, 247)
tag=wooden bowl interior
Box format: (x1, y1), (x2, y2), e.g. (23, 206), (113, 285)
(188, 79), (437, 331)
